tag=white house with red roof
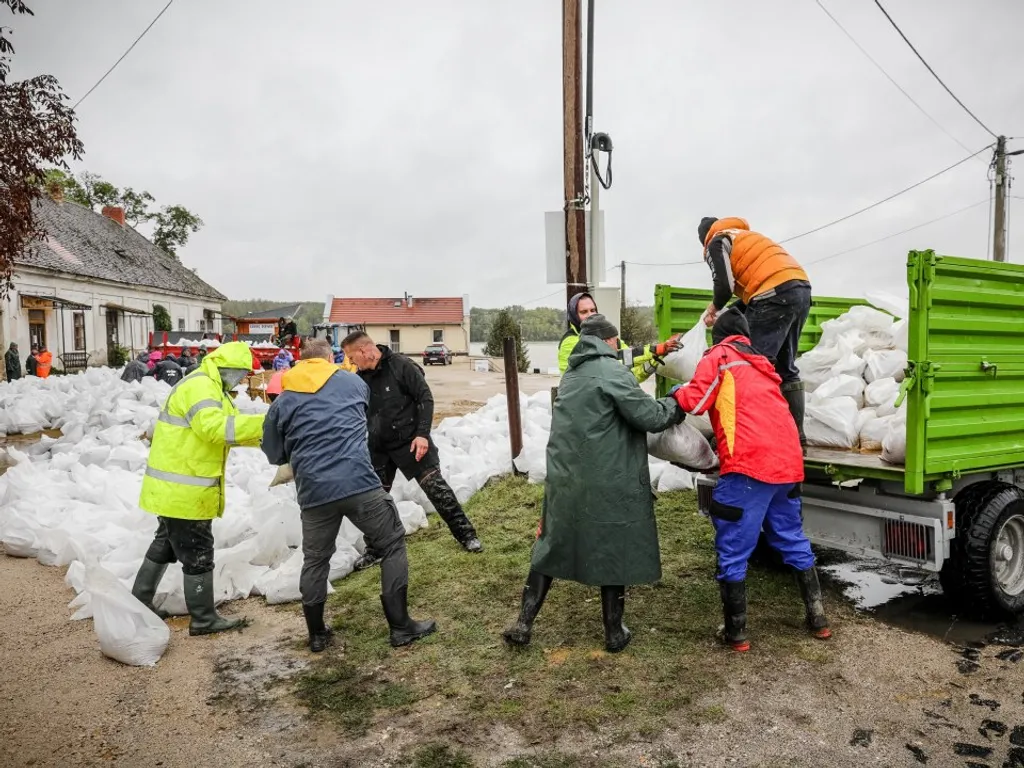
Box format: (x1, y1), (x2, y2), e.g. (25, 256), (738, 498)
(324, 293), (470, 355)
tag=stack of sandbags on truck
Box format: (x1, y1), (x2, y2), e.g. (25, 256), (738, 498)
(796, 292), (910, 464)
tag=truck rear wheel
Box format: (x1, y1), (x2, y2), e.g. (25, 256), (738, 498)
(940, 481), (1024, 617)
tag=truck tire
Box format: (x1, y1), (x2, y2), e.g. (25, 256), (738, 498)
(940, 481), (1024, 617)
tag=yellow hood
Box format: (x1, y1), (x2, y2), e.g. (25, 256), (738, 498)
(282, 358), (340, 393)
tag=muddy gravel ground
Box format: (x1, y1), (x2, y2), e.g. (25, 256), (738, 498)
(4, 550), (1024, 768)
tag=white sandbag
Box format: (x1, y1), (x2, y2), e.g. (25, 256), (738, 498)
(254, 549), (310, 605)
(864, 349), (908, 383)
(647, 459), (667, 488)
(891, 319), (909, 352)
(831, 340), (866, 380)
(82, 564), (170, 666)
(656, 464), (694, 492)
(865, 290), (908, 320)
(646, 421), (719, 471)
(796, 345), (843, 392)
(397, 500), (429, 534)
(328, 544), (361, 581)
(815, 374), (866, 408)
(865, 377), (901, 417)
(0, 508), (39, 557)
(855, 407), (877, 435)
(844, 305), (895, 334)
(686, 409), (714, 438)
(658, 319), (708, 383)
(805, 395), (859, 450)
(269, 463), (294, 488)
(859, 414), (894, 452)
(882, 408), (908, 465)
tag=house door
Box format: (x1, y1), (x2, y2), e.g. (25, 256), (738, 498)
(106, 309), (119, 365)
(389, 329), (400, 353)
(28, 309), (46, 349)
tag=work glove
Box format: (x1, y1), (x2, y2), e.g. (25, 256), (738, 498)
(654, 334), (683, 358)
(668, 384), (683, 397)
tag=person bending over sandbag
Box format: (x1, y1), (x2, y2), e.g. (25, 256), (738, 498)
(557, 291), (682, 381)
(261, 338), (436, 652)
(697, 216), (811, 447)
(504, 314), (684, 653)
(131, 342), (265, 636)
(670, 309), (831, 652)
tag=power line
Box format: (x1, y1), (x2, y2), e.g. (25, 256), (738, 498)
(804, 198), (989, 267)
(813, 0), (977, 158)
(779, 143), (992, 244)
(872, 0), (997, 139)
(73, 0), (175, 109)
(623, 260), (705, 268)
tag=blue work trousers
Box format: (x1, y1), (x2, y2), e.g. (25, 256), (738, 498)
(710, 472), (815, 582)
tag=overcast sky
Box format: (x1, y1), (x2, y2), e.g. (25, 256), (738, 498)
(11, 0), (1024, 310)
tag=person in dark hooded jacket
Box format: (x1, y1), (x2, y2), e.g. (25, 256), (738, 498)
(671, 308), (830, 652)
(5, 342), (22, 381)
(25, 345), (39, 377)
(557, 292), (681, 381)
(153, 356), (184, 386)
(121, 351), (151, 383)
(504, 314), (684, 653)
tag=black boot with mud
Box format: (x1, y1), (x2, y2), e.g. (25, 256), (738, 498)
(352, 548), (383, 572)
(380, 586), (436, 648)
(303, 602), (333, 653)
(131, 558), (170, 619)
(503, 570), (553, 647)
(601, 585), (631, 653)
(720, 580), (750, 652)
(795, 566), (832, 639)
(419, 471), (482, 552)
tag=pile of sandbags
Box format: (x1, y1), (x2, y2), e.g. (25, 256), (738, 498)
(797, 293), (909, 464)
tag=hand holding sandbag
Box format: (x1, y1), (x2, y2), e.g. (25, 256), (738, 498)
(269, 463), (294, 488)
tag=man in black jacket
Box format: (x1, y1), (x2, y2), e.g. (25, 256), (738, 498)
(342, 331), (482, 568)
(5, 342), (21, 381)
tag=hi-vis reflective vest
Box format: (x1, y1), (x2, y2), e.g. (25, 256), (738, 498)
(140, 342), (265, 520)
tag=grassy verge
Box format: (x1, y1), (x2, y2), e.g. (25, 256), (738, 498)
(295, 476), (843, 745)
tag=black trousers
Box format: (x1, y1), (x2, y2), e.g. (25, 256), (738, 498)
(144, 517), (215, 576)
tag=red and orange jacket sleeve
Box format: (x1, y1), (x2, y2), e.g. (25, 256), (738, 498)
(672, 351), (721, 416)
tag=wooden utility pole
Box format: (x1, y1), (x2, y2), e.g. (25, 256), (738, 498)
(994, 136), (1008, 262)
(619, 260), (626, 320)
(563, 0), (587, 305)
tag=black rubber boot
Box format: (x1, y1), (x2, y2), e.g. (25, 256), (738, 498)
(380, 586), (437, 648)
(600, 585), (632, 653)
(419, 472), (482, 551)
(184, 572), (246, 636)
(303, 602), (333, 653)
(781, 380), (807, 452)
(353, 548), (383, 571)
(720, 581), (750, 652)
(502, 570), (553, 646)
(131, 558), (169, 618)
(795, 567), (832, 639)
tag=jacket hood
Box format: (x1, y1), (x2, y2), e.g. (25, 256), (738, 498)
(200, 341), (256, 380)
(711, 307), (750, 345)
(282, 358), (339, 394)
(566, 291), (595, 332)
(567, 333), (617, 369)
(716, 335), (781, 380)
(704, 216), (750, 246)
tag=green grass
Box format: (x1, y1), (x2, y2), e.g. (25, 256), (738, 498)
(294, 476), (844, 740)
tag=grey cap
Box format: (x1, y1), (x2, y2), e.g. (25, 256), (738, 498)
(580, 313), (619, 340)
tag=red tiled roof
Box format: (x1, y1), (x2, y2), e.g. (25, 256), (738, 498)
(329, 297), (464, 325)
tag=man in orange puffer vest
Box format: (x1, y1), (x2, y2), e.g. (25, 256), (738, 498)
(697, 216), (811, 446)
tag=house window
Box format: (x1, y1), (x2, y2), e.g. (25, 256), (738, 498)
(73, 312), (86, 351)
(28, 309), (46, 348)
(432, 329), (444, 343)
(389, 329), (400, 353)
(198, 319), (206, 332)
(178, 318), (185, 331)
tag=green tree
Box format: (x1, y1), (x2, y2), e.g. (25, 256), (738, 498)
(1, 1), (83, 296)
(150, 205), (204, 258)
(152, 304), (172, 332)
(484, 308), (530, 373)
(620, 302), (657, 346)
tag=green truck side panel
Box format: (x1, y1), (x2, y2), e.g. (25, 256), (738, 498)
(655, 251), (1024, 496)
(904, 249), (1024, 494)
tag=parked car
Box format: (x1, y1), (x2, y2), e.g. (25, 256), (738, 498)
(422, 344), (453, 366)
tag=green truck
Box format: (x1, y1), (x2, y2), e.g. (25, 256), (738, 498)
(655, 249), (1024, 616)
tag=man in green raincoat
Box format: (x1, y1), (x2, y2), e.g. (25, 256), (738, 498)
(131, 341), (266, 636)
(503, 314), (684, 653)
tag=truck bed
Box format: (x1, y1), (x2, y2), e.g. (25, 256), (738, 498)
(804, 446), (905, 475)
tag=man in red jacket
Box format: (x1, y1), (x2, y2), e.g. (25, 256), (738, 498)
(671, 309), (830, 652)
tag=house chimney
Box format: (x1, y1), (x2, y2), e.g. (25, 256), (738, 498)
(45, 180), (64, 204)
(102, 205), (126, 227)
(406, 293), (414, 308)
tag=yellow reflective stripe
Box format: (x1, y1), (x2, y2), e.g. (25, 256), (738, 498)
(145, 466), (219, 487)
(225, 415), (236, 445)
(185, 399), (223, 422)
(157, 411), (189, 427)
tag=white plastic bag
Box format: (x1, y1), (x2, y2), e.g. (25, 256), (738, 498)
(865, 290), (909, 320)
(82, 564), (170, 666)
(658, 319), (708, 383)
(269, 463), (294, 488)
(796, 345), (843, 392)
(656, 464), (694, 492)
(882, 408), (908, 465)
(859, 414), (894, 452)
(864, 349), (908, 383)
(864, 377), (901, 416)
(646, 421), (718, 471)
(805, 395), (859, 450)
(815, 374), (866, 408)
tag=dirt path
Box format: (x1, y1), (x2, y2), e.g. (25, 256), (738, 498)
(3, 546), (1023, 767)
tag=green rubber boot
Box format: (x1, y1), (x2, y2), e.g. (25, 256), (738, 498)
(130, 558), (170, 619)
(184, 572), (245, 636)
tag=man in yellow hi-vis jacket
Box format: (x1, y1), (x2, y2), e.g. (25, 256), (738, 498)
(131, 342), (266, 636)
